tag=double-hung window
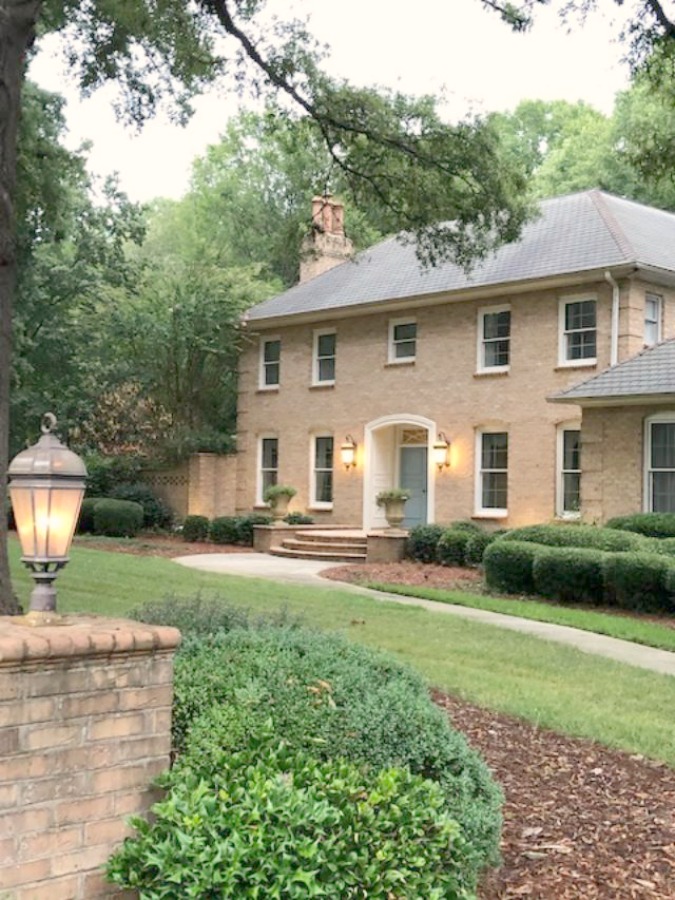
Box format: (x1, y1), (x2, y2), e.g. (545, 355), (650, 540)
(645, 417), (675, 512)
(644, 293), (662, 347)
(557, 427), (581, 517)
(476, 431), (508, 515)
(559, 296), (597, 365)
(312, 436), (334, 507)
(260, 338), (281, 388)
(313, 331), (336, 385)
(478, 306), (510, 372)
(258, 437), (278, 504)
(388, 319), (417, 363)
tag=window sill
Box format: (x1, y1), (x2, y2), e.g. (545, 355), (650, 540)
(254, 504), (272, 511)
(257, 386), (279, 393)
(474, 368), (509, 378)
(555, 360), (597, 371)
(310, 382), (335, 390)
(472, 511), (508, 520)
(385, 359), (415, 367)
(308, 504), (333, 512)
(555, 512), (581, 521)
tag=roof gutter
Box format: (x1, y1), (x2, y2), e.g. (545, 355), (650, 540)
(605, 270), (619, 367)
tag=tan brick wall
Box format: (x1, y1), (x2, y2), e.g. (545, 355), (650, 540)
(619, 277), (675, 360)
(0, 616), (180, 899)
(144, 453), (237, 520)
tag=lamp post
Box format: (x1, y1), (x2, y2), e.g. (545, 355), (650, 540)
(8, 413), (87, 619)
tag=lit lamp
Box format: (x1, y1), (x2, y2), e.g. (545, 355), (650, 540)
(8, 413), (87, 618)
(432, 432), (451, 471)
(340, 435), (357, 470)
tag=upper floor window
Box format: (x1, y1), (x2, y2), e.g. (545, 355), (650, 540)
(645, 416), (675, 512)
(557, 426), (581, 517)
(645, 293), (662, 347)
(258, 436), (278, 504)
(312, 436), (334, 507)
(478, 306), (510, 372)
(313, 331), (336, 385)
(476, 430), (508, 516)
(388, 319), (417, 363)
(260, 338), (280, 388)
(559, 296), (596, 366)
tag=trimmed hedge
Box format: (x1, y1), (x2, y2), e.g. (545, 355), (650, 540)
(606, 513), (675, 539)
(437, 528), (471, 567)
(109, 482), (173, 530)
(77, 497), (102, 534)
(465, 530), (500, 566)
(406, 524), (445, 563)
(602, 552), (675, 614)
(483, 540), (546, 594)
(532, 547), (605, 605)
(501, 523), (645, 553)
(284, 512), (314, 525)
(181, 515), (210, 542)
(92, 499), (144, 537)
(210, 513), (274, 546)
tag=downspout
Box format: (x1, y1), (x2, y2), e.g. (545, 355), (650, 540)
(605, 270), (619, 366)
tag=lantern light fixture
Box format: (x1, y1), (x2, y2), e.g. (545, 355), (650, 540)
(340, 435), (357, 470)
(8, 413), (87, 618)
(432, 432), (451, 471)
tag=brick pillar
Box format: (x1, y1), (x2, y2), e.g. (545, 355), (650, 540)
(0, 615), (180, 899)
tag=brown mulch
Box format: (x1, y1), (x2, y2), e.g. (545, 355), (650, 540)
(321, 560), (483, 590)
(72, 534), (253, 558)
(435, 692), (675, 899)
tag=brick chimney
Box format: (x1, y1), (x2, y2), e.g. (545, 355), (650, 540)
(299, 195), (354, 283)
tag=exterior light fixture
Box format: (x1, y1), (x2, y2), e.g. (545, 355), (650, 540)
(432, 432), (451, 471)
(8, 413), (87, 618)
(340, 435), (357, 470)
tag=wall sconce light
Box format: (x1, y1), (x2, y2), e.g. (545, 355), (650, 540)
(8, 413), (87, 619)
(432, 432), (451, 471)
(340, 435), (357, 470)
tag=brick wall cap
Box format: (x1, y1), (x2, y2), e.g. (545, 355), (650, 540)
(0, 615), (181, 664)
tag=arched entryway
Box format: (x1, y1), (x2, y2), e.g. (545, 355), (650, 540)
(363, 414), (438, 531)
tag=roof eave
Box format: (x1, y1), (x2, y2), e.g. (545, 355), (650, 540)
(549, 392), (675, 407)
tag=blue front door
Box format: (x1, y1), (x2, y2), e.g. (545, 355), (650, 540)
(400, 446), (428, 529)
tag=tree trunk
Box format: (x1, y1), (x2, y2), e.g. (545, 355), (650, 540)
(0, 1), (43, 615)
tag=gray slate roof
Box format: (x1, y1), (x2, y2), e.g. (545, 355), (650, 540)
(554, 338), (675, 403)
(246, 190), (675, 323)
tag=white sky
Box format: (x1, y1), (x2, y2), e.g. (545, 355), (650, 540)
(29, 0), (630, 204)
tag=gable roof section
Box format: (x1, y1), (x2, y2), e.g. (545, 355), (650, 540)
(245, 190), (675, 324)
(552, 338), (675, 404)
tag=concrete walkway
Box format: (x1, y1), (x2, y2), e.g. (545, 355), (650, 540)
(175, 553), (675, 678)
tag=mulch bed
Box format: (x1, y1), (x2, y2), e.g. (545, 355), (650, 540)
(72, 534), (254, 558)
(435, 692), (675, 899)
(321, 560), (483, 591)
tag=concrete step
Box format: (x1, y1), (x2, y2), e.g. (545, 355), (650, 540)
(295, 529), (366, 546)
(270, 545), (366, 563)
(281, 538), (367, 554)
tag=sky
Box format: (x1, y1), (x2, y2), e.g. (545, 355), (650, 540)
(29, 0), (631, 204)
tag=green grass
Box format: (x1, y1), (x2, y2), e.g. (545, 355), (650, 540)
(9, 538), (675, 766)
(363, 581), (675, 653)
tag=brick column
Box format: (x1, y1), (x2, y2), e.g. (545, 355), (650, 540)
(0, 615), (180, 899)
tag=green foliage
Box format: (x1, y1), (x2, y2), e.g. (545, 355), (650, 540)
(602, 553), (675, 614)
(437, 529), (471, 567)
(82, 453), (144, 498)
(181, 515), (210, 543)
(77, 498), (102, 535)
(109, 482), (173, 530)
(502, 523), (644, 552)
(284, 513), (314, 525)
(107, 739), (470, 899)
(532, 547), (606, 605)
(465, 531), (499, 566)
(264, 483), (297, 501)
(449, 519), (483, 534)
(406, 524), (445, 563)
(483, 540), (545, 594)
(606, 513), (675, 539)
(171, 627), (502, 881)
(376, 488), (411, 505)
(209, 514), (274, 546)
(92, 499), (144, 538)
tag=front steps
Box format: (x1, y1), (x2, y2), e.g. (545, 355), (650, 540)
(269, 529), (367, 563)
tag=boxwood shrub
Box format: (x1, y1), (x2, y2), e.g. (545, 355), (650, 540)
(501, 523), (645, 553)
(406, 523), (445, 563)
(209, 513), (274, 546)
(171, 627), (503, 885)
(109, 482), (173, 530)
(532, 547), (606, 605)
(483, 539), (546, 594)
(605, 512), (675, 539)
(181, 514), (210, 542)
(92, 499), (143, 538)
(602, 552), (675, 613)
(107, 740), (470, 899)
(465, 530), (499, 566)
(437, 528), (471, 567)
(77, 498), (101, 534)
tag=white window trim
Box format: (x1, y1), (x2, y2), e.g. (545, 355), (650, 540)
(644, 292), (663, 347)
(309, 434), (334, 510)
(558, 294), (597, 368)
(476, 304), (511, 374)
(556, 423), (582, 519)
(474, 429), (508, 518)
(312, 329), (336, 386)
(388, 317), (417, 364)
(259, 336), (281, 390)
(256, 435), (279, 507)
(643, 412), (675, 512)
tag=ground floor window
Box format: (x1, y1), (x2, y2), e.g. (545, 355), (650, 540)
(646, 418), (675, 512)
(558, 427), (581, 517)
(312, 436), (334, 506)
(476, 430), (508, 515)
(259, 437), (278, 503)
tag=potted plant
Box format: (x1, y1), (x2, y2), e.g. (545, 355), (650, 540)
(376, 488), (411, 532)
(264, 484), (297, 522)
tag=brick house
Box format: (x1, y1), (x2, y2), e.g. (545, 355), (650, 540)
(235, 190), (675, 530)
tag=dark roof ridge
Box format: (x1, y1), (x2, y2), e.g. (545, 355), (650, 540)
(589, 189), (636, 261)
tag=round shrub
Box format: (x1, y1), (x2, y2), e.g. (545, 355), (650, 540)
(284, 512), (314, 525)
(648, 537), (675, 557)
(109, 482), (173, 530)
(465, 530), (498, 566)
(606, 513), (675, 539)
(92, 499), (143, 538)
(437, 528), (471, 567)
(483, 539), (547, 594)
(77, 497), (102, 534)
(107, 741), (470, 899)
(449, 519), (483, 534)
(501, 523), (645, 553)
(209, 516), (239, 545)
(532, 547), (605, 605)
(406, 524), (445, 563)
(602, 552), (675, 613)
(235, 513), (274, 545)
(172, 627), (503, 885)
(181, 515), (210, 542)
